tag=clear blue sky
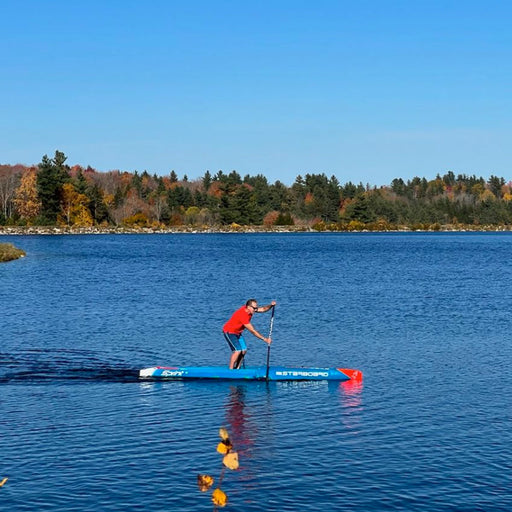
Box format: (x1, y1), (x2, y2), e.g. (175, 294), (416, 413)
(2, 0), (511, 186)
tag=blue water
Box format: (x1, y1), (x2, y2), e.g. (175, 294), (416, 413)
(1, 233), (511, 511)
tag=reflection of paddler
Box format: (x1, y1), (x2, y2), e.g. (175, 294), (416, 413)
(225, 385), (255, 453)
(223, 299), (276, 369)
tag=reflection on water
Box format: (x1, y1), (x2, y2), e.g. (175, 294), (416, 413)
(334, 379), (364, 432)
(224, 385), (258, 456)
(338, 379), (363, 407)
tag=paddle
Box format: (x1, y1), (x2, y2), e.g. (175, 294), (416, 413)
(265, 305), (275, 381)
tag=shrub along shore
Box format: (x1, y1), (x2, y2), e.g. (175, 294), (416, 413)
(0, 242), (26, 262)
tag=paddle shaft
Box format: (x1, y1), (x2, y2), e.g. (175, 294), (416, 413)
(266, 305), (275, 381)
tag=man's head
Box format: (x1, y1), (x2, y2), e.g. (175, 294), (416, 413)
(246, 299), (258, 312)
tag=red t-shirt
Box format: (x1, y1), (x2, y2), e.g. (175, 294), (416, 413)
(223, 306), (252, 335)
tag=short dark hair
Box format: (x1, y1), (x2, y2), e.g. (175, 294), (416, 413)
(246, 299), (257, 307)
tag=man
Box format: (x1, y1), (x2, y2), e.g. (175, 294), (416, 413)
(223, 299), (276, 369)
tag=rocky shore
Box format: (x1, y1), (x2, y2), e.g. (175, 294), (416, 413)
(0, 224), (511, 236)
(0, 225), (309, 235)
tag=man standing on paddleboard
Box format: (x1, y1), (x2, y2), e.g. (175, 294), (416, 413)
(223, 299), (276, 369)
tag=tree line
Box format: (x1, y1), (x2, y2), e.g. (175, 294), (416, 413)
(1, 150), (512, 230)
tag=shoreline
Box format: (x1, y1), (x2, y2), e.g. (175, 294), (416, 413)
(1, 224), (512, 235)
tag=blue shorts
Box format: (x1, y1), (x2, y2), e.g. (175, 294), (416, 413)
(223, 332), (247, 352)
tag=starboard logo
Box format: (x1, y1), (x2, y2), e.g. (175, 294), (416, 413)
(161, 370), (185, 377)
(275, 370), (329, 378)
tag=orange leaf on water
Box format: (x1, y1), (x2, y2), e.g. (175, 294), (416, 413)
(223, 451), (239, 470)
(197, 474), (214, 492)
(216, 440), (232, 454)
(212, 488), (228, 507)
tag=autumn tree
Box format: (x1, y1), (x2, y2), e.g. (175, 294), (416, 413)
(13, 168), (41, 223)
(149, 191), (169, 223)
(59, 183), (93, 226)
(0, 165), (23, 221)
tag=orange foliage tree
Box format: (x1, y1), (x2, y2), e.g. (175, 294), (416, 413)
(59, 183), (93, 227)
(14, 169), (41, 223)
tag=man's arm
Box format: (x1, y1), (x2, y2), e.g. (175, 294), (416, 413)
(254, 300), (276, 313)
(243, 322), (271, 344)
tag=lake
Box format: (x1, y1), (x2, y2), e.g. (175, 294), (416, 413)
(1, 232), (511, 511)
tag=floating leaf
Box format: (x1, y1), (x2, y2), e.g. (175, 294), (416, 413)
(212, 488), (228, 507)
(216, 440), (232, 454)
(219, 427), (230, 440)
(0, 478), (7, 487)
(197, 474), (214, 492)
(223, 451), (239, 470)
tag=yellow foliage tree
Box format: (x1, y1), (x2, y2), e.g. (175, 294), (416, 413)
(59, 183), (93, 227)
(480, 189), (496, 202)
(13, 169), (41, 222)
(184, 206), (201, 224)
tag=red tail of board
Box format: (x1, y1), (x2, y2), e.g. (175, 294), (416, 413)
(337, 368), (363, 381)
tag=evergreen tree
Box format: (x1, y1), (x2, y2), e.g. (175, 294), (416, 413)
(488, 175), (505, 198)
(114, 186), (125, 208)
(391, 178), (406, 196)
(202, 170), (212, 191)
(227, 171), (242, 185)
(36, 151), (70, 223)
(344, 194), (376, 223)
(325, 176), (341, 222)
(87, 183), (109, 224)
(156, 177), (166, 194)
(75, 169), (88, 195)
(269, 181), (291, 212)
(219, 193), (238, 224)
(275, 212), (294, 225)
(132, 171), (143, 197)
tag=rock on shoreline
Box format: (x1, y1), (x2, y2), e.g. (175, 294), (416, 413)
(0, 225), (310, 235)
(0, 224), (511, 236)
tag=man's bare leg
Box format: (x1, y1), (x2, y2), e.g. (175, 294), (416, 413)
(229, 350), (241, 369)
(234, 350), (246, 369)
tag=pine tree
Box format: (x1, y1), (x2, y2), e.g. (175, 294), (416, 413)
(202, 170), (212, 191)
(36, 151), (70, 223)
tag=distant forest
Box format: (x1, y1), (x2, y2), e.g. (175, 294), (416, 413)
(1, 150), (512, 230)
